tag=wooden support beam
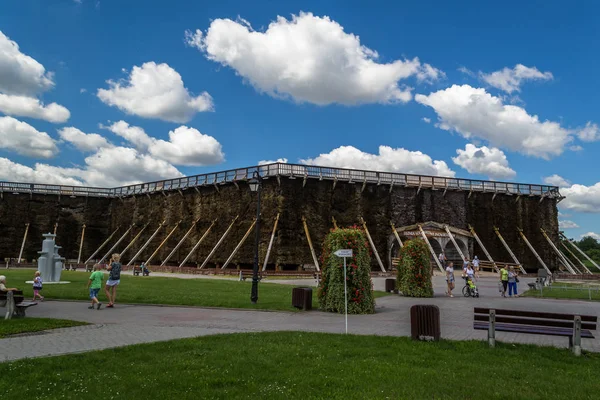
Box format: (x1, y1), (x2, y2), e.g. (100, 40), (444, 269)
(416, 185), (422, 195)
(560, 240), (592, 274)
(145, 221), (181, 266)
(17, 223), (30, 264)
(277, 175), (281, 186)
(98, 224), (135, 264)
(444, 225), (467, 262)
(514, 195), (521, 203)
(539, 228), (576, 274)
(77, 224), (86, 264)
(178, 219), (217, 268)
(360, 217), (386, 272)
(53, 222), (58, 235)
(517, 228), (550, 275)
(493, 227), (526, 274)
(262, 213), (280, 271)
(443, 188), (447, 197)
(199, 216), (238, 269)
(332, 216), (338, 230)
(468, 190), (473, 198)
(562, 234), (600, 272)
(161, 219), (200, 267)
(418, 224), (444, 273)
(302, 216), (320, 272)
(361, 179), (367, 193)
(233, 181), (239, 190)
(302, 176), (307, 188)
(559, 248), (582, 274)
(84, 226), (120, 264)
(468, 225), (498, 272)
(194, 187), (200, 194)
(492, 193), (497, 202)
(389, 182), (394, 193)
(221, 219), (256, 269)
(119, 224), (149, 258)
(177, 189), (183, 197)
(332, 177), (338, 191)
(127, 221), (166, 266)
(390, 222), (403, 248)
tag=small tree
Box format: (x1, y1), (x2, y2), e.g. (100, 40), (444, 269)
(396, 239), (434, 298)
(317, 227), (375, 314)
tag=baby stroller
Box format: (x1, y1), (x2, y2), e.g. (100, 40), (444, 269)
(462, 276), (479, 298)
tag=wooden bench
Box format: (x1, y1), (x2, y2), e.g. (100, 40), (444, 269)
(239, 271), (262, 282)
(0, 290), (38, 319)
(133, 266), (150, 276)
(474, 307), (597, 356)
(527, 269), (552, 290)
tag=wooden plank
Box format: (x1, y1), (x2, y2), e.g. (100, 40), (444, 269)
(473, 314), (597, 330)
(474, 322), (595, 338)
(474, 307), (597, 322)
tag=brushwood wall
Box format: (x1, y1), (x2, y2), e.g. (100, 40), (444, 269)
(0, 178), (560, 271)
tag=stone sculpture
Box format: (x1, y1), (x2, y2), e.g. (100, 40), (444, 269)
(38, 233), (64, 282)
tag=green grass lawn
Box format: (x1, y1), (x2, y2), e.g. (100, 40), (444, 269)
(0, 317), (87, 338)
(523, 282), (600, 301)
(1, 332), (599, 399)
(2, 269), (390, 311)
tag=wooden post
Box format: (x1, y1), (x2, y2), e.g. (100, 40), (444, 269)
(360, 217), (385, 272)
(199, 216), (238, 269)
(494, 227), (526, 274)
(419, 224), (444, 273)
(390, 222), (403, 248)
(53, 222), (58, 235)
(262, 213), (280, 271)
(539, 228), (576, 274)
(302, 216), (320, 272)
(119, 224), (149, 258)
(161, 219), (200, 267)
(127, 221), (166, 266)
(517, 228), (551, 275)
(488, 309), (496, 348)
(98, 224), (134, 264)
(560, 241), (592, 274)
(77, 224), (86, 264)
(444, 225), (467, 262)
(563, 235), (600, 272)
(144, 221), (181, 266)
(469, 225), (498, 273)
(178, 219), (217, 268)
(222, 219), (256, 269)
(84, 226), (120, 264)
(332, 216), (338, 230)
(18, 223), (30, 264)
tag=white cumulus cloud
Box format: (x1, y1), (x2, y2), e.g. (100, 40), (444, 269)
(104, 121), (224, 166)
(0, 31), (54, 96)
(452, 144), (516, 180)
(0, 116), (58, 158)
(480, 64), (553, 93)
(300, 145), (455, 177)
(259, 158), (288, 165)
(58, 127), (112, 152)
(559, 220), (579, 229)
(581, 232), (600, 240)
(577, 122), (600, 142)
(543, 174), (570, 187)
(416, 85), (573, 159)
(185, 12), (442, 106)
(0, 93), (70, 123)
(560, 182), (600, 213)
(97, 62), (213, 123)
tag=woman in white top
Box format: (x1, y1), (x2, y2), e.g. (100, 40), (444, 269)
(445, 262), (455, 297)
(466, 264), (475, 280)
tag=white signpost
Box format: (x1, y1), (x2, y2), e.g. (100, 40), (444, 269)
(334, 249), (353, 334)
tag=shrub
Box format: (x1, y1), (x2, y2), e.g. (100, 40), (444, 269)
(317, 227), (375, 314)
(396, 239), (434, 297)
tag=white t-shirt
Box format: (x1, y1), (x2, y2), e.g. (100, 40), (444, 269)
(446, 266), (455, 281)
(466, 267), (475, 278)
(0, 282), (6, 291)
(473, 258), (480, 267)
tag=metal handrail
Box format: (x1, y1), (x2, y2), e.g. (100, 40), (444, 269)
(0, 162), (561, 198)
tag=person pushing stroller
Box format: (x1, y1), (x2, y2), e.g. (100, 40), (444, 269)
(463, 263), (479, 297)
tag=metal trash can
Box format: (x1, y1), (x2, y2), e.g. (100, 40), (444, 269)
(385, 278), (396, 293)
(410, 304), (441, 341)
(292, 287), (313, 310)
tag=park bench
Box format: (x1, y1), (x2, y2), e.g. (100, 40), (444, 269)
(0, 290), (38, 319)
(239, 271), (262, 282)
(133, 266), (150, 276)
(473, 307), (597, 356)
(527, 269), (552, 290)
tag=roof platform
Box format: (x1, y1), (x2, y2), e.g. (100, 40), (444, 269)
(0, 162), (562, 199)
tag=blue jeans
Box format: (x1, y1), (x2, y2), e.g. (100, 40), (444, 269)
(508, 281), (518, 296)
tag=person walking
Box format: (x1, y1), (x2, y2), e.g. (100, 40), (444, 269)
(105, 253), (122, 308)
(472, 256), (480, 280)
(87, 265), (103, 310)
(499, 265), (509, 297)
(508, 266), (519, 297)
(438, 252), (446, 268)
(446, 262), (455, 297)
(32, 271), (44, 301)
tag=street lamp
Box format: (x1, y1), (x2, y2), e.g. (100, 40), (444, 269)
(248, 170), (262, 304)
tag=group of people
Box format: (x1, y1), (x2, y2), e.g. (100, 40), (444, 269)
(0, 271), (45, 301)
(440, 252), (480, 297)
(87, 253), (122, 310)
(440, 252), (519, 298)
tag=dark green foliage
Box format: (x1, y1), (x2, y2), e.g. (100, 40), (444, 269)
(317, 227), (375, 314)
(396, 239), (434, 297)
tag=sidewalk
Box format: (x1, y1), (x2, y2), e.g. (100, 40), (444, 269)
(2, 278), (599, 362)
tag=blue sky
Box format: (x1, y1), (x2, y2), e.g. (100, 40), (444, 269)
(0, 0), (598, 239)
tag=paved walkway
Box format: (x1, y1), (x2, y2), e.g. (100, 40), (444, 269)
(2, 276), (600, 362)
